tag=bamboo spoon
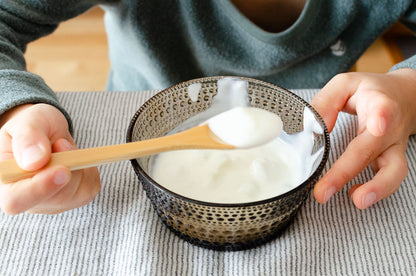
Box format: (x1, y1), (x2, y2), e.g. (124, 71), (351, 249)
(0, 107), (283, 184)
(0, 125), (234, 184)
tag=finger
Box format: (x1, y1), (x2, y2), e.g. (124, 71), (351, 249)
(314, 130), (382, 204)
(348, 184), (362, 198)
(367, 114), (387, 137)
(28, 140), (99, 214)
(311, 73), (361, 132)
(0, 166), (70, 215)
(4, 104), (71, 171)
(350, 144), (407, 209)
(24, 138), (79, 213)
(6, 115), (52, 171)
(350, 88), (398, 137)
(0, 129), (13, 161)
(27, 167), (100, 214)
(52, 138), (77, 153)
(366, 97), (398, 137)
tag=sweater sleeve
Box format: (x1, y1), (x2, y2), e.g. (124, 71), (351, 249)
(0, 0), (104, 132)
(390, 0), (416, 72)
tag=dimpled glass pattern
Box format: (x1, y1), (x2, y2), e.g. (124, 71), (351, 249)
(127, 76), (330, 251)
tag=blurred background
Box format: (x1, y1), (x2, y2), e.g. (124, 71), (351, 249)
(24, 7), (416, 92)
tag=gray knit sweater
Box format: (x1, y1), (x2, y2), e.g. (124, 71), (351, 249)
(1, 0), (416, 129)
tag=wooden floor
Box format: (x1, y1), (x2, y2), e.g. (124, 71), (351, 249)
(24, 7), (407, 92)
(25, 7), (110, 92)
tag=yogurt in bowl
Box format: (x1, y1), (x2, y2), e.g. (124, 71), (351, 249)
(150, 77), (324, 203)
(127, 76), (330, 251)
(151, 135), (303, 203)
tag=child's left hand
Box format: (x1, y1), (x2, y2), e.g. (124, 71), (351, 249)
(311, 68), (416, 209)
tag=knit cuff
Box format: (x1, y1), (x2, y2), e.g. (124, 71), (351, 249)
(390, 54), (416, 72)
(0, 70), (73, 134)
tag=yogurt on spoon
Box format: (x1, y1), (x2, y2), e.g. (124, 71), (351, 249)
(205, 106), (283, 148)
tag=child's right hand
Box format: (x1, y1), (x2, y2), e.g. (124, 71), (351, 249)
(0, 104), (101, 214)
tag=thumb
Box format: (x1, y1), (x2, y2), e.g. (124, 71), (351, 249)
(366, 112), (388, 137)
(3, 104), (71, 171)
(10, 120), (52, 171)
(359, 92), (395, 137)
(4, 109), (54, 171)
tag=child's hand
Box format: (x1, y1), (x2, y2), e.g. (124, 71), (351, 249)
(0, 104), (100, 214)
(311, 68), (416, 209)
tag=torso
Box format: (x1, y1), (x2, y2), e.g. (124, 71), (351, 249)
(102, 0), (404, 90)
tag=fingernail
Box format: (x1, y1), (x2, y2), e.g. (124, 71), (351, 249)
(21, 144), (45, 167)
(323, 186), (337, 203)
(54, 170), (70, 185)
(379, 117), (386, 134)
(363, 192), (377, 209)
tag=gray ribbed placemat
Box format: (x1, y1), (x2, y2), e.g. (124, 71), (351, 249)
(0, 90), (415, 276)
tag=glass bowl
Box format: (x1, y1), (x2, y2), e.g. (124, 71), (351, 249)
(127, 76), (330, 251)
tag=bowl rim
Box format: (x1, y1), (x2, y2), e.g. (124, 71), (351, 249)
(126, 76), (330, 207)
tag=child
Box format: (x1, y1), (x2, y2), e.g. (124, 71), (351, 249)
(0, 0), (415, 214)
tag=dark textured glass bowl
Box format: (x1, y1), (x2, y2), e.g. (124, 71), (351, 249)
(127, 76), (330, 251)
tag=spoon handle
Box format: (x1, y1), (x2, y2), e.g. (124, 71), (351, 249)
(0, 125), (233, 184)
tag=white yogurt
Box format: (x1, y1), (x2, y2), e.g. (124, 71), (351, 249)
(151, 138), (303, 203)
(175, 78), (250, 133)
(187, 82), (201, 102)
(150, 77), (325, 203)
(205, 106), (283, 148)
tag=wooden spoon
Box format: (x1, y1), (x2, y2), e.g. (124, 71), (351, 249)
(0, 106), (282, 184)
(0, 124), (234, 184)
